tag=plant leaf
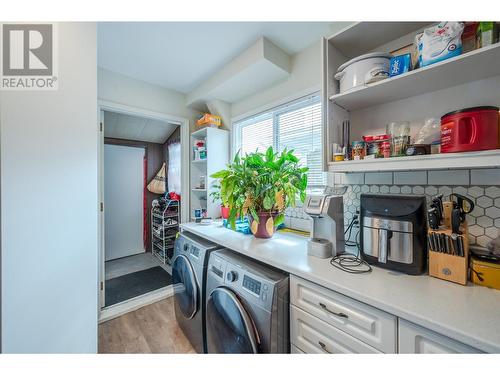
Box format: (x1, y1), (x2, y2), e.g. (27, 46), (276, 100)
(210, 170), (229, 179)
(274, 213), (285, 227)
(300, 191), (306, 203)
(263, 194), (273, 210)
(265, 146), (274, 162)
(250, 207), (259, 223)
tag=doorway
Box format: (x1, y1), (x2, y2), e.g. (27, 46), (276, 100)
(98, 102), (190, 319)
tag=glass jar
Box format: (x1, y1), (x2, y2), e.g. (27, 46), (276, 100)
(386, 121), (411, 157)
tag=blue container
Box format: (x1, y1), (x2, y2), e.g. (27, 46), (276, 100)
(389, 54), (411, 77)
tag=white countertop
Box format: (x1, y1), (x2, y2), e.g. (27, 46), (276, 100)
(181, 221), (500, 353)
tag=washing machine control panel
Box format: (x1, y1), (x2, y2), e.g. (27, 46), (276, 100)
(190, 246), (200, 258)
(242, 275), (262, 296)
(226, 270), (238, 282)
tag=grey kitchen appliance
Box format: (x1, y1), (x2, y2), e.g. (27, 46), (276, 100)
(303, 193), (345, 258)
(172, 231), (221, 353)
(205, 249), (289, 353)
(360, 194), (427, 275)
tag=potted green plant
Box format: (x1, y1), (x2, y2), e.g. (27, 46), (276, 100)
(211, 146), (308, 238)
(209, 184), (230, 219)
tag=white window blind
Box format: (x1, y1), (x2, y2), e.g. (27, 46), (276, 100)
(233, 94), (324, 187)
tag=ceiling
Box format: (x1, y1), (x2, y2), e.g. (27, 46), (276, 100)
(97, 22), (338, 93)
(104, 111), (178, 144)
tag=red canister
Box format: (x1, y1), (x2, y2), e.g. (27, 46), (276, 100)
(441, 106), (500, 153)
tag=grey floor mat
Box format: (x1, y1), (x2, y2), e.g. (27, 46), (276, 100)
(105, 266), (172, 307)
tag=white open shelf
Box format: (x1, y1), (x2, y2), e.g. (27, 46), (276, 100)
(327, 22), (430, 59)
(328, 149), (500, 173)
(329, 43), (500, 111)
(190, 127), (229, 220)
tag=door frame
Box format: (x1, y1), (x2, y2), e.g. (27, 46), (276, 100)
(97, 99), (190, 311)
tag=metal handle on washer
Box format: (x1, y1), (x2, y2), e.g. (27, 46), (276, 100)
(318, 341), (332, 354)
(319, 302), (348, 318)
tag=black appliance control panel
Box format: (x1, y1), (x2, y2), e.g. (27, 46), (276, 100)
(242, 275), (261, 296)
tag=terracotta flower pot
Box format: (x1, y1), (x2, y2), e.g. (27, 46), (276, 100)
(248, 212), (279, 239)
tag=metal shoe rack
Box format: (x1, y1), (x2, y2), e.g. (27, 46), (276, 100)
(151, 198), (179, 265)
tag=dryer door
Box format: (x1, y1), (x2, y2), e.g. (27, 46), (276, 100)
(206, 287), (259, 353)
(172, 254), (198, 319)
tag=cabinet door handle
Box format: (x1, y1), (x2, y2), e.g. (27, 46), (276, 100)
(318, 341), (332, 354)
(319, 302), (348, 318)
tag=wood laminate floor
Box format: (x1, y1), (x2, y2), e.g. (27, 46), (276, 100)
(99, 297), (196, 354)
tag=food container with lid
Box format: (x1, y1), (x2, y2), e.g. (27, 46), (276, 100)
(333, 153), (345, 162)
(441, 106), (500, 153)
(334, 52), (392, 93)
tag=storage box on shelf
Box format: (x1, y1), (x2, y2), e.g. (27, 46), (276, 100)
(190, 127), (229, 220)
(323, 22), (500, 172)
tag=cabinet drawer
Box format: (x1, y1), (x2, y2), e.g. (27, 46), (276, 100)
(290, 275), (397, 353)
(399, 319), (482, 353)
(291, 306), (381, 354)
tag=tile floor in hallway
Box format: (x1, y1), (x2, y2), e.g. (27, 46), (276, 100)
(105, 252), (172, 280)
(99, 297), (195, 354)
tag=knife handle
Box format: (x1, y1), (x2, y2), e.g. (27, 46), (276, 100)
(451, 208), (462, 234)
(443, 202), (453, 228)
(428, 208), (439, 230)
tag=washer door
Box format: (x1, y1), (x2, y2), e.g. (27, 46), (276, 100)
(206, 287), (259, 353)
(172, 254), (198, 319)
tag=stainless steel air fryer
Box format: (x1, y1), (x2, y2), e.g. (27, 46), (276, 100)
(360, 194), (427, 275)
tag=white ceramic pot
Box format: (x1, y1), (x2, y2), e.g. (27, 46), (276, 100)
(334, 52), (392, 93)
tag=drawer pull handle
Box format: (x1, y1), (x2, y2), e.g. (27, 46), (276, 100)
(319, 302), (348, 318)
(318, 341), (332, 354)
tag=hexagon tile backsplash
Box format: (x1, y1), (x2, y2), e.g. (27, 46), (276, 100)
(285, 185), (500, 247)
(341, 185), (500, 247)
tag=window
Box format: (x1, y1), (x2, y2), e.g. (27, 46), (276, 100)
(233, 94), (324, 187)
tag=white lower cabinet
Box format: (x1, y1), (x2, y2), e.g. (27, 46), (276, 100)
(289, 276), (484, 354)
(291, 306), (381, 353)
(398, 319), (482, 354)
(290, 275), (397, 353)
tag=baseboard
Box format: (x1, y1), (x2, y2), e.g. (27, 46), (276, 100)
(99, 285), (174, 323)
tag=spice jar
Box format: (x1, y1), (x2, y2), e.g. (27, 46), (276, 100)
(382, 141), (391, 158)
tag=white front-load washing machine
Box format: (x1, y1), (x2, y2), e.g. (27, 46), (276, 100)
(205, 249), (289, 353)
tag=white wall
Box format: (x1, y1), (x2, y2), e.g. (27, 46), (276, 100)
(98, 67), (201, 129)
(1, 23), (98, 353)
(230, 40), (323, 120)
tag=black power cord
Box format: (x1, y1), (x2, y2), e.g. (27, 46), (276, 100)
(330, 214), (372, 274)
